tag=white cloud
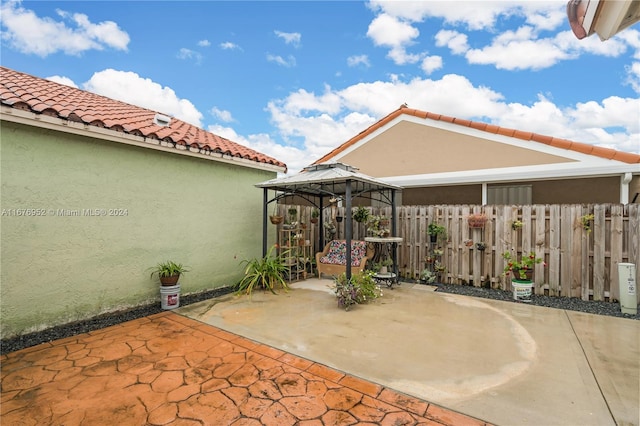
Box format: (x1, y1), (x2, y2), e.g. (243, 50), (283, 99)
(368, 1), (566, 32)
(198, 39), (210, 47)
(45, 75), (78, 88)
(626, 61), (640, 93)
(616, 29), (640, 92)
(387, 47), (423, 65)
(177, 48), (203, 64)
(275, 30), (301, 47)
(0, 0), (129, 57)
(347, 54), (371, 68)
(434, 30), (469, 55)
(211, 107), (234, 123)
(220, 41), (241, 50)
(208, 124), (307, 173)
(367, 2), (634, 73)
(82, 69), (203, 127)
(367, 13), (418, 49)
(266, 53), (296, 67)
(421, 56), (443, 75)
(367, 14), (424, 65)
(466, 27), (573, 70)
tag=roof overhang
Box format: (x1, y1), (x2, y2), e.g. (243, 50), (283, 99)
(1, 106), (286, 174)
(568, 0), (640, 40)
(383, 162), (640, 188)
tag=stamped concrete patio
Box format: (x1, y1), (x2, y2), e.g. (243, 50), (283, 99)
(1, 304), (489, 425)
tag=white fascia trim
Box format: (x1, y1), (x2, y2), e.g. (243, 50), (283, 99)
(0, 107), (286, 174)
(333, 113), (620, 167)
(382, 162), (640, 188)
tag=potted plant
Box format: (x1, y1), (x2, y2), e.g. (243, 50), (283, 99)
(367, 215), (390, 237)
(373, 257), (394, 274)
(502, 250), (545, 302)
(332, 271), (381, 311)
(324, 220), (337, 240)
(511, 220), (523, 230)
(427, 223), (447, 243)
(379, 215), (390, 228)
(419, 268), (437, 284)
(581, 213), (594, 233)
(352, 206), (370, 223)
(310, 208), (320, 224)
(236, 245), (289, 296)
(502, 251), (544, 281)
(287, 207), (298, 224)
(149, 260), (189, 286)
(270, 204), (283, 225)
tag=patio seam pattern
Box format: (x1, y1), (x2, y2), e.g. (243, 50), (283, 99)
(1, 311), (492, 425)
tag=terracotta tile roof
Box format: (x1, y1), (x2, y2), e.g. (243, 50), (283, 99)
(314, 104), (640, 165)
(0, 67), (286, 171)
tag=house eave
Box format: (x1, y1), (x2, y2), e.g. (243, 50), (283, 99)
(0, 106), (286, 174)
(383, 162), (640, 188)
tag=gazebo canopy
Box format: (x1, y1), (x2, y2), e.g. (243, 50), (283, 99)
(255, 162), (403, 279)
(256, 162), (402, 198)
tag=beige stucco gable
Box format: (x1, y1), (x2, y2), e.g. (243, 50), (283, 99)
(336, 119), (578, 178)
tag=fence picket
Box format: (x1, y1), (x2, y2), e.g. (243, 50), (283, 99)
(549, 205), (561, 296)
(609, 204), (623, 301)
(593, 204), (606, 300)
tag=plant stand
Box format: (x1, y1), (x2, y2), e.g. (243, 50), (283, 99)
(373, 272), (397, 288)
(365, 236), (402, 288)
(279, 226), (312, 283)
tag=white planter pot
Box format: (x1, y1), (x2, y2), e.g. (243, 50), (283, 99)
(512, 280), (533, 302)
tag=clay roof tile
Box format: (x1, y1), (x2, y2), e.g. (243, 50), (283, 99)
(0, 66), (285, 170)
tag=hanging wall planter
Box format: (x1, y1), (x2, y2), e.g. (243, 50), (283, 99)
(467, 213), (488, 228)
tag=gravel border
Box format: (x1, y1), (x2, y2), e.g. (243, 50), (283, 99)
(427, 281), (639, 321)
(2, 281), (637, 355)
(0, 286), (235, 356)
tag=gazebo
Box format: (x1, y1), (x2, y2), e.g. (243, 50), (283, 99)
(255, 162), (402, 279)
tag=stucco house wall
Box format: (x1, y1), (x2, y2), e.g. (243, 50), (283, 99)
(0, 121), (276, 338)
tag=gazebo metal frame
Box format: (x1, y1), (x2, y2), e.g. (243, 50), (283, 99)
(256, 162), (402, 279)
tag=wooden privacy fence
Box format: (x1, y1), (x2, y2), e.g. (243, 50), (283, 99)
(278, 204), (640, 303)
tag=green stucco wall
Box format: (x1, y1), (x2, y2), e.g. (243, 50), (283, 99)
(0, 121), (276, 338)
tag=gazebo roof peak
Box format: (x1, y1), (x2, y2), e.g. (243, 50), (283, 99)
(303, 162), (358, 173)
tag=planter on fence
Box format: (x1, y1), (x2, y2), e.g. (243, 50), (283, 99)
(467, 213), (488, 228)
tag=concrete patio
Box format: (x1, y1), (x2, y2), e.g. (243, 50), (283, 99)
(179, 279), (640, 426)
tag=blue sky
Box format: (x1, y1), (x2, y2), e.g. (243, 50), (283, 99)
(1, 0), (639, 173)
